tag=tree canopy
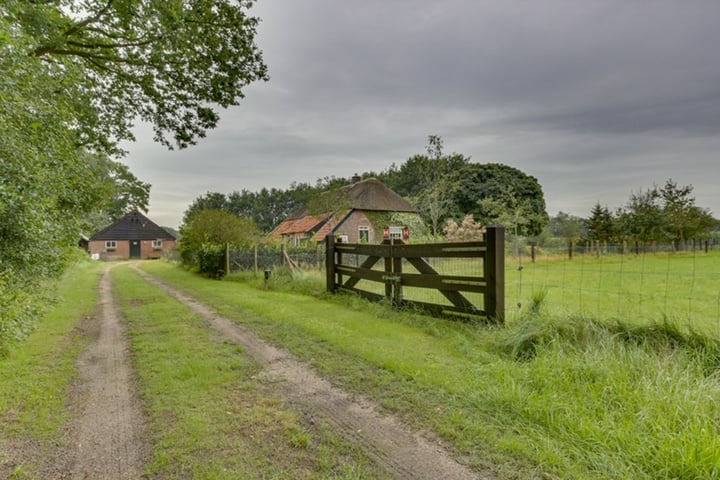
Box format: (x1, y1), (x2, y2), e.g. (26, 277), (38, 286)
(9, 0), (268, 151)
(1, 0), (267, 352)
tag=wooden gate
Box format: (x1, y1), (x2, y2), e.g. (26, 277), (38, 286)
(325, 225), (504, 323)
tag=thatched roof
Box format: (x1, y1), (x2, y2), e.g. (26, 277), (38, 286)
(340, 178), (416, 212)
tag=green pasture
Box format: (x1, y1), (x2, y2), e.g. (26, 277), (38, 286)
(507, 249), (720, 331)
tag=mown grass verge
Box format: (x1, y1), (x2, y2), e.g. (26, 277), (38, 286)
(140, 260), (720, 479)
(0, 259), (103, 477)
(112, 264), (384, 479)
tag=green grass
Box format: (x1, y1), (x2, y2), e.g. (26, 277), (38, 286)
(508, 250), (720, 331)
(0, 260), (103, 475)
(139, 260), (720, 479)
(111, 264), (384, 479)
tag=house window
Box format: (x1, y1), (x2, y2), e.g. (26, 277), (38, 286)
(358, 226), (370, 243)
(105, 240), (117, 250)
(152, 240), (163, 249)
(388, 226), (403, 240)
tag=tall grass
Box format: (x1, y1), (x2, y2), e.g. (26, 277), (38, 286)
(141, 261), (720, 479)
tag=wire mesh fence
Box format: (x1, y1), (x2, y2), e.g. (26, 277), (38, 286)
(507, 240), (720, 333)
(225, 239), (720, 332)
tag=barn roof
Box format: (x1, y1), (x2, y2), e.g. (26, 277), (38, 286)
(89, 210), (176, 241)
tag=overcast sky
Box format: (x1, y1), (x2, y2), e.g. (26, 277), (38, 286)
(122, 0), (720, 229)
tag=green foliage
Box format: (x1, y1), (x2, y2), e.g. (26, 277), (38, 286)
(179, 209), (259, 276)
(586, 203), (615, 241)
(10, 0), (268, 150)
(3, 0), (264, 350)
(183, 177), (351, 233)
(611, 180), (715, 245)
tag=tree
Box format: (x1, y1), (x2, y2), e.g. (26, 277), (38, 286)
(179, 209), (258, 276)
(2, 1), (265, 351)
(82, 154), (152, 232)
(11, 0), (268, 151)
(586, 203), (615, 242)
(448, 163), (549, 237)
(658, 179), (716, 248)
(547, 212), (585, 242)
(378, 135), (469, 237)
(614, 180), (716, 246)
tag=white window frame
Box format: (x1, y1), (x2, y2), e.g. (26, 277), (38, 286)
(105, 240), (117, 250)
(358, 226), (370, 243)
(388, 226), (403, 240)
(152, 239), (163, 249)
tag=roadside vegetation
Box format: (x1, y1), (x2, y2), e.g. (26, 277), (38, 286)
(139, 260), (720, 479)
(0, 260), (103, 476)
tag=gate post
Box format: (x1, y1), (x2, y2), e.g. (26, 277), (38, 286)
(325, 235), (336, 293)
(484, 225), (505, 323)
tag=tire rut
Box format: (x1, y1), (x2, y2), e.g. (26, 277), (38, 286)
(133, 266), (492, 480)
(67, 264), (146, 479)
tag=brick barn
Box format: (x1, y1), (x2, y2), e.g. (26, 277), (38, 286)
(88, 210), (177, 260)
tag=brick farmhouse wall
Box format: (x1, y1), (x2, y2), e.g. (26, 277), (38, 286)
(89, 239), (177, 260)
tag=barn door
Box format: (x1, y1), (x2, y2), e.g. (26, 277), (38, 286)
(130, 240), (141, 259)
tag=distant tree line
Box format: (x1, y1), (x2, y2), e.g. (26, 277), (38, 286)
(545, 179), (718, 249)
(182, 136), (550, 242)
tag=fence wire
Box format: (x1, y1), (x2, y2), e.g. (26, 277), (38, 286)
(509, 242), (720, 334)
(226, 241), (720, 333)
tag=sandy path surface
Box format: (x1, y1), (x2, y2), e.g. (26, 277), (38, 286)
(68, 264), (146, 479)
(134, 266), (492, 480)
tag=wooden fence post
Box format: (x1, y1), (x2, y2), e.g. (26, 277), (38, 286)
(484, 225), (505, 323)
(225, 242), (230, 277)
(325, 235), (336, 293)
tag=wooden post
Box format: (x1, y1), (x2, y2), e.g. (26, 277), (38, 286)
(225, 242), (230, 277)
(530, 242), (536, 263)
(384, 240), (393, 300)
(393, 249), (403, 306)
(281, 242), (286, 266)
(254, 244), (258, 275)
(568, 241), (573, 260)
(484, 225), (505, 323)
(325, 235), (336, 293)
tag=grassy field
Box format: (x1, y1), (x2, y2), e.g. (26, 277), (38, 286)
(0, 260), (103, 476)
(506, 249), (720, 331)
(4, 256), (720, 478)
(141, 260), (720, 479)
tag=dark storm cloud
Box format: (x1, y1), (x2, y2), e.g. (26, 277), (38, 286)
(125, 0), (720, 227)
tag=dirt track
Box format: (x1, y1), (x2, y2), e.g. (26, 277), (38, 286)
(3, 264), (492, 479)
(133, 265), (489, 480)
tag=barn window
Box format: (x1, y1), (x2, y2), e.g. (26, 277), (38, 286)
(152, 240), (163, 249)
(105, 240), (117, 250)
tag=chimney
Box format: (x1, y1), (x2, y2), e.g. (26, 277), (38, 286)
(351, 173), (362, 184)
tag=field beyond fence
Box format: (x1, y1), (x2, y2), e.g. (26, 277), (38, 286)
(227, 241), (720, 332)
(507, 241), (720, 333)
